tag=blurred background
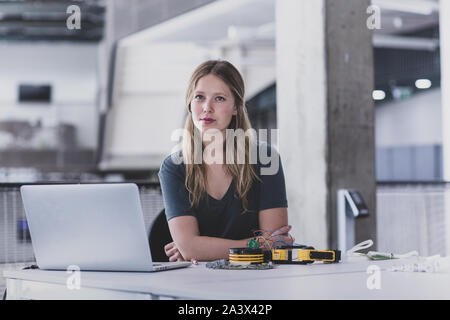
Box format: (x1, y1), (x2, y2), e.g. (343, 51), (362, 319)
(0, 0), (448, 292)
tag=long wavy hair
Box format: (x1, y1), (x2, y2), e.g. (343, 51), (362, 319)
(182, 60), (259, 212)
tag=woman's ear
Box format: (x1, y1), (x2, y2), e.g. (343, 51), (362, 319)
(232, 105), (238, 116)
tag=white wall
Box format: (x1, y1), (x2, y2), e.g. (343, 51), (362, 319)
(375, 88), (442, 147)
(101, 42), (209, 170)
(240, 47), (275, 99)
(0, 42), (100, 148)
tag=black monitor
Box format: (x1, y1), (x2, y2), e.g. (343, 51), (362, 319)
(18, 84), (52, 103)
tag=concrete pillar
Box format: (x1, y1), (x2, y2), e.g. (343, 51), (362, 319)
(440, 0), (450, 255)
(276, 0), (376, 250)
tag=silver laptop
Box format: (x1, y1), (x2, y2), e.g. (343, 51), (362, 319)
(20, 183), (191, 272)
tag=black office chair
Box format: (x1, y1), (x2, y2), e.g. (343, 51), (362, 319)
(148, 209), (173, 262)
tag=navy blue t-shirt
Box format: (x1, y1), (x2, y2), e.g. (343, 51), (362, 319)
(157, 144), (288, 240)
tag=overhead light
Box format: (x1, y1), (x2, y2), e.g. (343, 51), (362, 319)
(372, 90), (386, 101)
(393, 17), (403, 29)
(415, 79), (432, 89)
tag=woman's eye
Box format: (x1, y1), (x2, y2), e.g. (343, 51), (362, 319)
(216, 96), (225, 102)
(194, 95), (203, 100)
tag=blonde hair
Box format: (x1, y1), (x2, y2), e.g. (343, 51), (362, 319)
(182, 60), (259, 212)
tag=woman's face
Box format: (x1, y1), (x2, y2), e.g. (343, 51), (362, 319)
(191, 74), (237, 135)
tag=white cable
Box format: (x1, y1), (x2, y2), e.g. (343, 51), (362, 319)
(347, 239), (420, 260)
(346, 239), (374, 257)
(392, 250), (419, 259)
(366, 250), (419, 260)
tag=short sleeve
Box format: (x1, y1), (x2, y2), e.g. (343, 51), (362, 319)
(257, 144), (288, 211)
(158, 154), (196, 221)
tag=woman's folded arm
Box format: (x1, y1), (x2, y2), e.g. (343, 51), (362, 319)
(167, 215), (250, 261)
(167, 208), (292, 261)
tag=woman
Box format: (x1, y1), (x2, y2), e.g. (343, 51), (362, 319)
(158, 60), (292, 262)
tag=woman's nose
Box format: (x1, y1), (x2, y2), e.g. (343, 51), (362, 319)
(202, 99), (213, 113)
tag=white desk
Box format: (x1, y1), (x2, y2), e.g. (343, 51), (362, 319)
(3, 257), (450, 300)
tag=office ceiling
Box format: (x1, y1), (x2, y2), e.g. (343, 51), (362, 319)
(0, 0), (441, 43)
(0, 0), (105, 41)
(122, 0), (440, 48)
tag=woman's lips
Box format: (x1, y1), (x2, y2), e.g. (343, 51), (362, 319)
(201, 118), (216, 124)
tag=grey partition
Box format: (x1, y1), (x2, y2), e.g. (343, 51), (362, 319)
(377, 183), (447, 257)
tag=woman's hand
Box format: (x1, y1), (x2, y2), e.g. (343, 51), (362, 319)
(164, 242), (187, 262)
(258, 208), (293, 249)
(271, 225), (295, 246)
(255, 225), (295, 249)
